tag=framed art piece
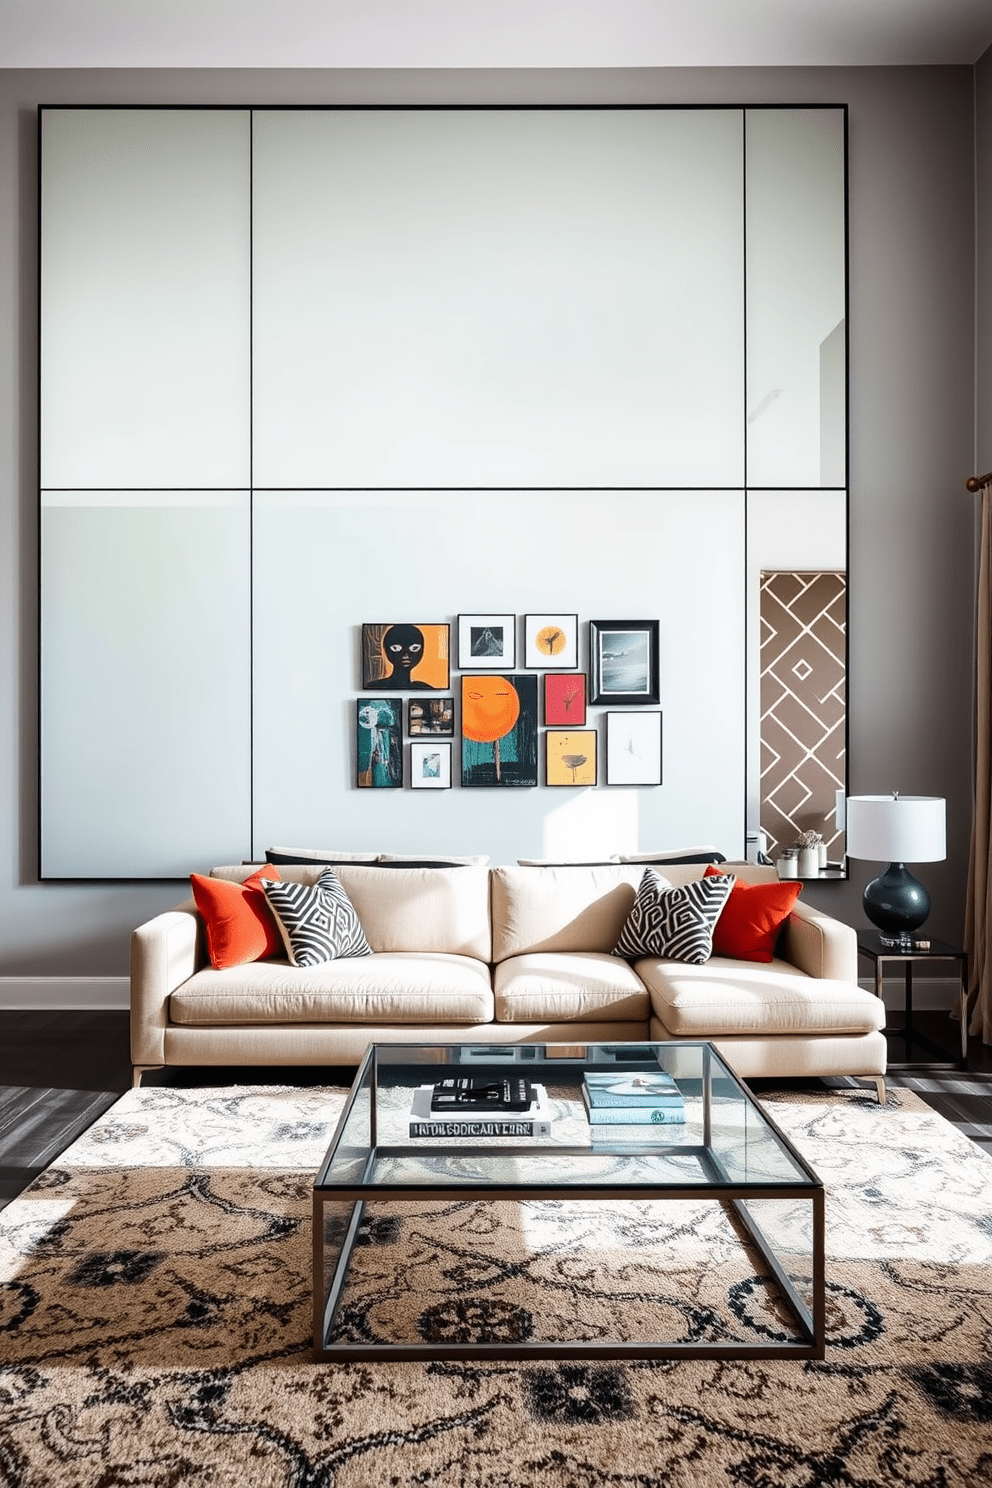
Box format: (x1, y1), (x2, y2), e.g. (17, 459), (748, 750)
(524, 613), (578, 669)
(410, 741), (452, 790)
(546, 728), (598, 787)
(460, 674), (538, 787)
(544, 672), (587, 727)
(407, 696), (455, 736)
(356, 698), (403, 788)
(589, 620), (660, 705)
(362, 623), (450, 691)
(457, 613), (516, 670)
(606, 711), (663, 786)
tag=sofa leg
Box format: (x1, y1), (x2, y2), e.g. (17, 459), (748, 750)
(132, 1065), (162, 1089)
(872, 1076), (887, 1106)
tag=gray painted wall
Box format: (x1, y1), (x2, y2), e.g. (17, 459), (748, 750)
(0, 65), (978, 977)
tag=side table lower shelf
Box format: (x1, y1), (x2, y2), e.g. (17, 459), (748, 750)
(857, 930), (969, 1069)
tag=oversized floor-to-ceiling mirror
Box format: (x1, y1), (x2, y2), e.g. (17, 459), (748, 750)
(38, 105), (846, 879)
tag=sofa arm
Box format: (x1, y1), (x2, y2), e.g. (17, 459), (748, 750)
(780, 902), (857, 982)
(130, 902), (202, 1067)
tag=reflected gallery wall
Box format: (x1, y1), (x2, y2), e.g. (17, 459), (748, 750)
(38, 106), (847, 877)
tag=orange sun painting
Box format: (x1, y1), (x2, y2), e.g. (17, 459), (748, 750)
(460, 675), (538, 787)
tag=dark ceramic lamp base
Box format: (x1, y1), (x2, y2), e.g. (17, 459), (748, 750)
(863, 861), (931, 950)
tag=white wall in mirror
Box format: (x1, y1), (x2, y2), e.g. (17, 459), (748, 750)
(40, 109), (251, 490)
(250, 489), (745, 863)
(745, 108), (846, 488)
(251, 108), (745, 489)
(40, 491), (252, 876)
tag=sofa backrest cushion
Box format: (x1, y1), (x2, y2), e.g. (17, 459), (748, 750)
(210, 864), (491, 960)
(492, 865), (645, 959)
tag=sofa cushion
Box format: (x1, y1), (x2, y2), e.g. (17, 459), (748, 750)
(169, 952), (494, 1026)
(210, 865), (492, 960)
(614, 869), (735, 964)
(263, 871), (372, 966)
(639, 958), (886, 1037)
(494, 952), (650, 1023)
(491, 865), (644, 960)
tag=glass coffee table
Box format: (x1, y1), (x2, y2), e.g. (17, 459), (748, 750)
(313, 1041), (825, 1361)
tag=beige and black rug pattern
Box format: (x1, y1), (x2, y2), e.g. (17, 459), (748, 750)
(2, 1085), (992, 1486)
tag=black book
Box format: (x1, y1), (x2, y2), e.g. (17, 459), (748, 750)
(430, 1076), (535, 1114)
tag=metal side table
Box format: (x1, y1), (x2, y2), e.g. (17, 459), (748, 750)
(857, 929), (969, 1068)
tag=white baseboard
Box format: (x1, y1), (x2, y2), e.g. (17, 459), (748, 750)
(0, 977), (130, 1010)
(860, 975), (965, 1013)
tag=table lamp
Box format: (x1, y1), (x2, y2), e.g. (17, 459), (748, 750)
(845, 793), (946, 949)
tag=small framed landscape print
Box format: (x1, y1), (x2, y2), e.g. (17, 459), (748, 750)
(546, 728), (598, 787)
(544, 672), (586, 727)
(356, 699), (403, 788)
(589, 620), (660, 705)
(410, 741), (452, 790)
(407, 697), (454, 736)
(524, 613), (578, 669)
(457, 613), (516, 669)
(362, 623), (450, 691)
(606, 711), (663, 786)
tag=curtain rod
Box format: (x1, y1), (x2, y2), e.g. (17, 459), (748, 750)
(967, 472), (992, 491)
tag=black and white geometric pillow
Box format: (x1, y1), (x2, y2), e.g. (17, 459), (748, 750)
(613, 868), (735, 964)
(263, 869), (372, 966)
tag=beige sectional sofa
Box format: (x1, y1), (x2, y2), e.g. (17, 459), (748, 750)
(130, 861), (887, 1098)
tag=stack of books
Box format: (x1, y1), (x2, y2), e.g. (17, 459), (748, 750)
(582, 1070), (685, 1139)
(408, 1081), (553, 1138)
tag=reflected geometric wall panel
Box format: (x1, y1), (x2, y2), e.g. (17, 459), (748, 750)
(760, 571), (846, 858)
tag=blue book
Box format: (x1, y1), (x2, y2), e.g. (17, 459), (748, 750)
(583, 1072), (682, 1108)
(581, 1087), (685, 1124)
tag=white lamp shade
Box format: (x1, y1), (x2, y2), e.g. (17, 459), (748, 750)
(845, 795), (946, 864)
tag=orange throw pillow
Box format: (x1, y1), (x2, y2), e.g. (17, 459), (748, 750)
(190, 867), (283, 970)
(703, 865), (801, 962)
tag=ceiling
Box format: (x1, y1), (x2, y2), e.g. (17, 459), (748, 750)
(3, 0), (992, 70)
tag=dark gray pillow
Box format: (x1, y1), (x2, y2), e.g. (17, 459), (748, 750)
(264, 846), (379, 865)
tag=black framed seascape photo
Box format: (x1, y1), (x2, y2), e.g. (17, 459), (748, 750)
(457, 613), (516, 670)
(589, 620), (660, 705)
(407, 696), (455, 737)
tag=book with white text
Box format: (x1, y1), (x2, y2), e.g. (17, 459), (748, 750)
(408, 1084), (553, 1139)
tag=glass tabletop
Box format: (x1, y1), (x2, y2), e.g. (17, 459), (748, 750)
(314, 1041), (820, 1195)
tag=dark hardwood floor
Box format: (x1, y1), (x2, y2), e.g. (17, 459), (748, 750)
(2, 1006), (991, 1210)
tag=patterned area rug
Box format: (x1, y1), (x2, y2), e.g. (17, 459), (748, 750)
(2, 1084), (991, 1486)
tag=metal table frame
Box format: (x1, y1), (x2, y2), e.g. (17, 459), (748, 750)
(312, 1042), (826, 1362)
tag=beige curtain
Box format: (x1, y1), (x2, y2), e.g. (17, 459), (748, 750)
(965, 486), (992, 1042)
